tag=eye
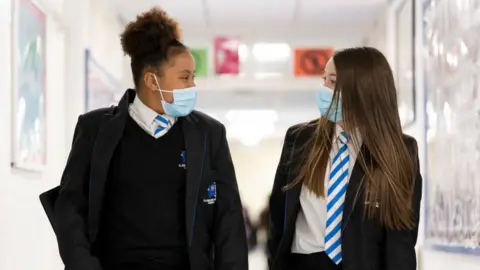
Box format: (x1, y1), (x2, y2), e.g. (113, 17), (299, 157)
(180, 77), (189, 81)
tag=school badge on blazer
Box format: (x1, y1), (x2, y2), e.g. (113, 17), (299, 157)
(203, 182), (216, 204)
(179, 151), (186, 169)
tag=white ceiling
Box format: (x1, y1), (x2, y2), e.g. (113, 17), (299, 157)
(108, 0), (388, 28)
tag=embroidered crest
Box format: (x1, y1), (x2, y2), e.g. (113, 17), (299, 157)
(178, 151), (186, 169)
(203, 182), (217, 204)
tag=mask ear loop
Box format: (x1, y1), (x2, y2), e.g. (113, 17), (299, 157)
(153, 74), (166, 101)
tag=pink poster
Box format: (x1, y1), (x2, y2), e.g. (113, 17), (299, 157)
(214, 36), (240, 75)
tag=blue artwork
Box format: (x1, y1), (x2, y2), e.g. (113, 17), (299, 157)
(12, 0), (46, 170)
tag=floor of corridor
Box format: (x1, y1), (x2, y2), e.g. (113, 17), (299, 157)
(249, 245), (267, 270)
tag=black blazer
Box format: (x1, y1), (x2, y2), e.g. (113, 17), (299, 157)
(39, 89), (249, 270)
(267, 121), (422, 270)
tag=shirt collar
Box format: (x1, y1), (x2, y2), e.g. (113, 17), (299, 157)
(132, 95), (176, 126)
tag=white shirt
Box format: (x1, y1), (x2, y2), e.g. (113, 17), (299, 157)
(128, 96), (176, 138)
(291, 125), (361, 254)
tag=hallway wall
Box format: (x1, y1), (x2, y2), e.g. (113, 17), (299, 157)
(0, 0), (124, 269)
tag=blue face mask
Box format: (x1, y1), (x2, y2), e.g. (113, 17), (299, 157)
(154, 75), (198, 117)
(160, 87), (197, 117)
(316, 86), (343, 122)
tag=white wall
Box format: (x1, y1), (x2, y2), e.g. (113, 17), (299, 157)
(88, 0), (125, 79)
(363, 10), (387, 53)
(0, 0), (124, 269)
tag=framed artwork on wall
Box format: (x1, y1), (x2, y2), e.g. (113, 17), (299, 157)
(190, 48), (208, 77)
(84, 49), (122, 112)
(10, 0), (47, 171)
(423, 0), (480, 256)
(214, 36), (240, 75)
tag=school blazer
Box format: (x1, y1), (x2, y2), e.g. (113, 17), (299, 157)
(39, 89), (249, 270)
(267, 121), (422, 270)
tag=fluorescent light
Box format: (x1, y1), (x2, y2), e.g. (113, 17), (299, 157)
(252, 43), (290, 62)
(240, 136), (263, 147)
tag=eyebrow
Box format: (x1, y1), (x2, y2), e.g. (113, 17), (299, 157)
(178, 69), (194, 74)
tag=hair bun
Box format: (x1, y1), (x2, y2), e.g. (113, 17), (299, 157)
(120, 7), (182, 59)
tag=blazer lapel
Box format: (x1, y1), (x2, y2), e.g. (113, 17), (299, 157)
(181, 114), (206, 247)
(88, 90), (133, 241)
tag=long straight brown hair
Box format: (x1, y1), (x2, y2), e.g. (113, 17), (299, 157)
(286, 47), (417, 230)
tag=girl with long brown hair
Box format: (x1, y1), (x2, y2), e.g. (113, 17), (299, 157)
(267, 47), (422, 270)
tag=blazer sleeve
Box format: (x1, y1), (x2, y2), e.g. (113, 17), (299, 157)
(54, 115), (102, 270)
(385, 138), (423, 270)
(212, 124), (249, 270)
(267, 128), (294, 268)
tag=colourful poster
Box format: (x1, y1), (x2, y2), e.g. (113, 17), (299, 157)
(190, 48), (208, 77)
(293, 48), (333, 76)
(214, 36), (240, 75)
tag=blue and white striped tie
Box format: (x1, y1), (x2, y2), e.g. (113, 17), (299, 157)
(325, 131), (350, 264)
(154, 115), (169, 136)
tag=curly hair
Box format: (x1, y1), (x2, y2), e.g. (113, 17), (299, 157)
(120, 7), (187, 87)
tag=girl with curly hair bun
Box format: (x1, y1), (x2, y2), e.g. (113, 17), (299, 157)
(42, 7), (248, 270)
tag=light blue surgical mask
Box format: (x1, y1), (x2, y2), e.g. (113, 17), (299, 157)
(154, 75), (197, 117)
(316, 85), (343, 122)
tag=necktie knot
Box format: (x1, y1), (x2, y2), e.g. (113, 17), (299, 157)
(154, 115), (169, 136)
(339, 131), (350, 144)
(155, 115), (169, 126)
